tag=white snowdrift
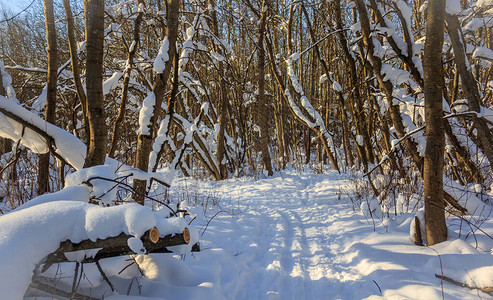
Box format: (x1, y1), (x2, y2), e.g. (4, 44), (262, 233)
(0, 201), (195, 299)
(14, 185), (90, 211)
(0, 95), (86, 169)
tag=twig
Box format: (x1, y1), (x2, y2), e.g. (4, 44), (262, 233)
(430, 248), (445, 300)
(95, 260), (115, 292)
(372, 280), (382, 295)
(85, 175), (176, 214)
(0, 0), (35, 23)
(200, 210), (232, 236)
(130, 255), (145, 276)
(447, 210), (493, 240)
(70, 262), (80, 299)
(118, 260), (136, 275)
(0, 139), (21, 177)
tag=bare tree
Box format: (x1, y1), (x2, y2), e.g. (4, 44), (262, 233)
(257, 0), (273, 176)
(108, 0), (145, 158)
(63, 0), (89, 144)
(133, 0), (181, 204)
(209, 0), (230, 179)
(38, 0), (58, 195)
(83, 0), (106, 167)
(423, 0), (447, 245)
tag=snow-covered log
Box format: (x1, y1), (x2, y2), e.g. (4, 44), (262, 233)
(0, 95), (86, 169)
(0, 201), (198, 299)
(42, 227), (191, 266)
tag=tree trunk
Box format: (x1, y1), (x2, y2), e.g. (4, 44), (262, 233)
(0, 64), (11, 157)
(446, 14), (493, 165)
(209, 0), (229, 179)
(38, 0), (58, 195)
(83, 0), (106, 167)
(43, 228), (191, 267)
(133, 0), (181, 204)
(63, 0), (89, 145)
(423, 0), (447, 245)
(108, 0), (145, 158)
(257, 0), (273, 176)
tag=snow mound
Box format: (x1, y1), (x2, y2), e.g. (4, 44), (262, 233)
(0, 201), (192, 299)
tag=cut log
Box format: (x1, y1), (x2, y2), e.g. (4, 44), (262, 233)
(149, 226), (160, 243)
(42, 228), (191, 269)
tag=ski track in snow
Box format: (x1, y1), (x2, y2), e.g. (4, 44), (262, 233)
(183, 172), (377, 299)
(174, 171), (492, 300)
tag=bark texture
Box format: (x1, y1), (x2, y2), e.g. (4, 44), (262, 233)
(83, 0), (107, 167)
(257, 0), (273, 176)
(423, 0), (448, 245)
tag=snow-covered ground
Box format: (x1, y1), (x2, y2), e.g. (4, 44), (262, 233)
(11, 170), (493, 299)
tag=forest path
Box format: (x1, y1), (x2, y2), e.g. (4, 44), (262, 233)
(66, 170), (487, 299)
(181, 171), (379, 299)
(159, 170), (490, 300)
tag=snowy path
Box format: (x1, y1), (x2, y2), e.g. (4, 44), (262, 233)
(171, 171), (492, 300)
(211, 174), (364, 299)
(161, 172), (369, 299)
(22, 171), (492, 299)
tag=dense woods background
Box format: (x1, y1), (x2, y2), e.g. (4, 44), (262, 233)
(0, 0), (492, 242)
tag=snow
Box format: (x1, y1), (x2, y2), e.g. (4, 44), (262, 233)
(65, 164), (119, 205)
(464, 18), (493, 31)
(158, 172), (492, 299)
(1, 171), (492, 299)
(332, 80), (343, 92)
(476, 0), (493, 8)
(289, 52), (300, 61)
(0, 95), (86, 169)
(153, 37), (169, 74)
(137, 92), (156, 135)
(0, 201), (190, 299)
(103, 71), (124, 95)
(31, 84), (47, 112)
(0, 61), (16, 100)
(356, 134), (364, 146)
(472, 46), (493, 60)
(446, 0), (462, 15)
(14, 185), (90, 211)
(0, 199), (191, 299)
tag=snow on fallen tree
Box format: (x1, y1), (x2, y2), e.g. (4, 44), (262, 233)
(0, 94), (175, 191)
(0, 200), (198, 299)
(0, 94), (86, 170)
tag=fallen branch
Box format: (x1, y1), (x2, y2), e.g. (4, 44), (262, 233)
(0, 102), (80, 169)
(28, 276), (100, 300)
(435, 274), (493, 296)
